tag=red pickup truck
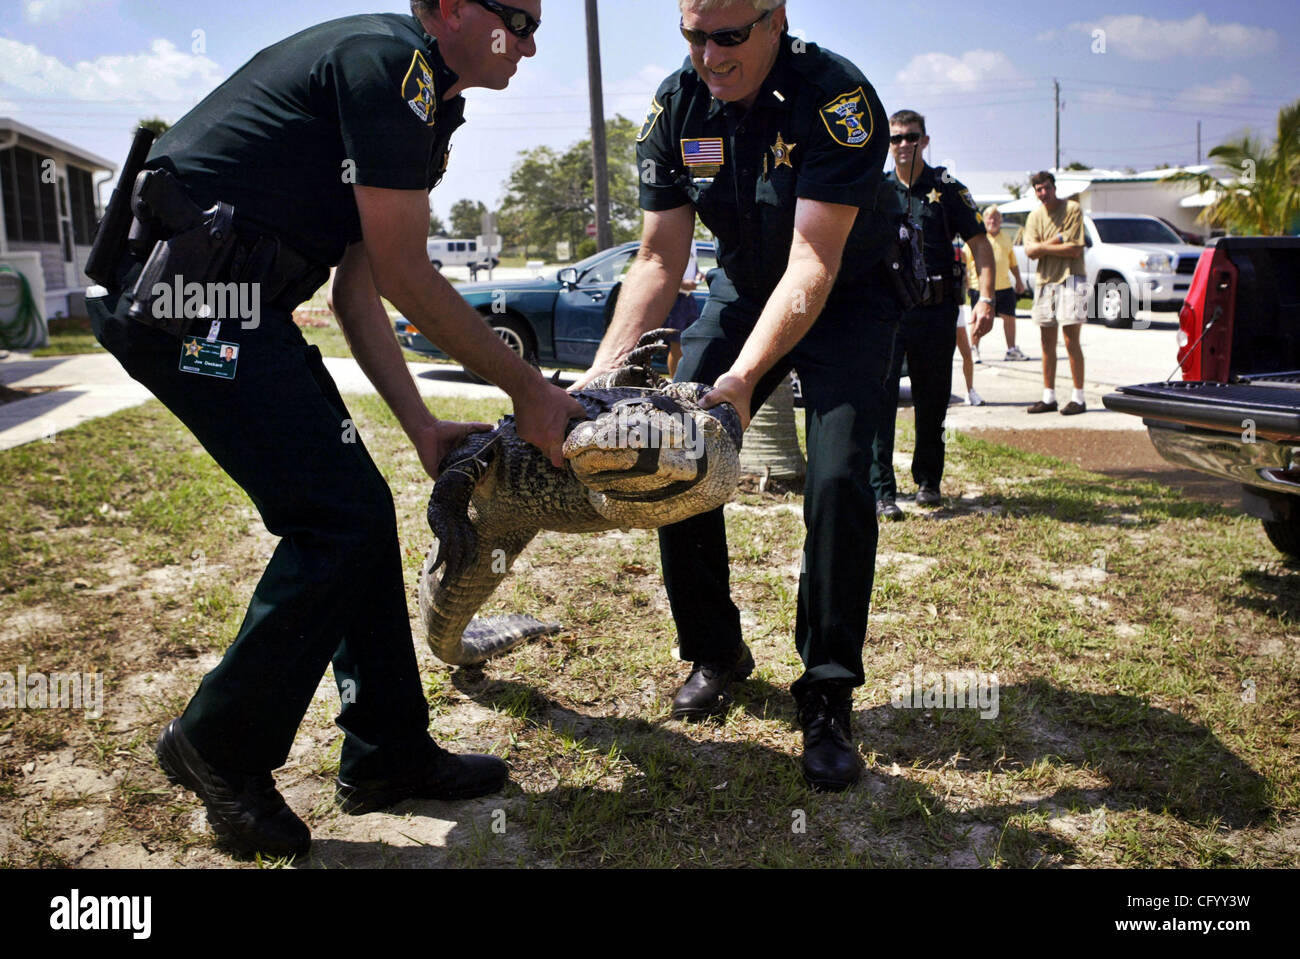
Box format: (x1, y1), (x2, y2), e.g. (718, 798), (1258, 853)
(1103, 237), (1300, 559)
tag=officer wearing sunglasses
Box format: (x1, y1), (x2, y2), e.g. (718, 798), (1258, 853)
(87, 0), (582, 860)
(577, 0), (903, 793)
(870, 109), (995, 520)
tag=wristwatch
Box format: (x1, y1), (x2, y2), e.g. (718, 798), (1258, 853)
(978, 296), (994, 305)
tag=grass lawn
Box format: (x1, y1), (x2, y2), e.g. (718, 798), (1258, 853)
(0, 395), (1295, 868)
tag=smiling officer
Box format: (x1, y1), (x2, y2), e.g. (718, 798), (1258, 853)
(872, 109), (994, 518)
(577, 0), (904, 791)
(86, 0), (581, 859)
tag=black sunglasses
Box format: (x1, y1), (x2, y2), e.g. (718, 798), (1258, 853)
(679, 7), (772, 47)
(889, 132), (923, 145)
(469, 0), (540, 39)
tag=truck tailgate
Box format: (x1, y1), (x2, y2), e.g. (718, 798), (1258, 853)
(1103, 381), (1300, 441)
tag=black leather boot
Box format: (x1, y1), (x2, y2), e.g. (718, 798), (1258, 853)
(156, 719), (311, 858)
(670, 642), (754, 720)
(795, 684), (861, 791)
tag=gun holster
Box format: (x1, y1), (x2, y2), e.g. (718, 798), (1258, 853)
(126, 170), (238, 336)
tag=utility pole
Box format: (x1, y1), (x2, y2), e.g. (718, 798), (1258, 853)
(1054, 78), (1060, 172)
(1196, 121), (1202, 165)
(584, 0), (613, 251)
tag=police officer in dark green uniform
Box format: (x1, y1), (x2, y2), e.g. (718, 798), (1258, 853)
(872, 109), (994, 519)
(86, 0), (581, 859)
(577, 0), (902, 792)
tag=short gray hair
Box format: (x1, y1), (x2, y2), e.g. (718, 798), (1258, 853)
(678, 0), (786, 15)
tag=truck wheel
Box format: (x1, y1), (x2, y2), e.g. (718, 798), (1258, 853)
(431, 260), (443, 271)
(1097, 277), (1134, 329)
(1262, 515), (1300, 560)
(463, 313), (538, 385)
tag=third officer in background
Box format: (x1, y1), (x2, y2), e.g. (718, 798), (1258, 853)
(871, 109), (993, 520)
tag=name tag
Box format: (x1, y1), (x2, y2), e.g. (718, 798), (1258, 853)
(179, 337), (240, 380)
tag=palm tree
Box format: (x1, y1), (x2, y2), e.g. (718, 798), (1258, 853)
(1164, 98), (1300, 236)
(739, 374), (806, 491)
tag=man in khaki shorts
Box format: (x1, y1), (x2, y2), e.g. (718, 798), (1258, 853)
(1022, 170), (1087, 415)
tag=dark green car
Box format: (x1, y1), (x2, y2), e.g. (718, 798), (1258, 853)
(395, 240), (718, 371)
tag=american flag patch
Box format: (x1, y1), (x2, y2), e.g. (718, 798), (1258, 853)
(681, 138), (724, 167)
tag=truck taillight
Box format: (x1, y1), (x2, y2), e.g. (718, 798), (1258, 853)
(1178, 247), (1237, 382)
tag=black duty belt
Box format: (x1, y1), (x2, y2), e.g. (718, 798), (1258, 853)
(120, 168), (328, 335)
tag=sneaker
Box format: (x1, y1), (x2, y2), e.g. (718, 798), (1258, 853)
(1060, 400), (1087, 416)
(1005, 346), (1029, 361)
(1027, 400), (1058, 414)
(965, 389), (984, 407)
(971, 345), (981, 364)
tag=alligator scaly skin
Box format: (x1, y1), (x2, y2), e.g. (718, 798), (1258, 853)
(419, 331), (743, 666)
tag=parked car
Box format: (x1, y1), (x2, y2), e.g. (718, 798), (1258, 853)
(396, 240), (717, 376)
(1012, 212), (1204, 327)
(1103, 236), (1300, 558)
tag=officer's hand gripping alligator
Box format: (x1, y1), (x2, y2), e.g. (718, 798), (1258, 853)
(419, 330), (744, 666)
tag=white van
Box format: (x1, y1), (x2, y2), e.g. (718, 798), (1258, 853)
(426, 237), (485, 270)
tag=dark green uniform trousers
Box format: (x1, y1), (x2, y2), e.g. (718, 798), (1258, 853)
(661, 273), (900, 696)
(871, 301), (959, 500)
(89, 260), (430, 781)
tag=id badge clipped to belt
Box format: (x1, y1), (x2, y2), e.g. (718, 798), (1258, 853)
(179, 320), (239, 380)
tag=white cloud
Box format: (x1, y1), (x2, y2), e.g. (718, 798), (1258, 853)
(1071, 14), (1279, 61)
(1181, 74), (1252, 107)
(894, 50), (1019, 93)
(24, 0), (109, 25)
(611, 64), (672, 120)
(0, 37), (222, 103)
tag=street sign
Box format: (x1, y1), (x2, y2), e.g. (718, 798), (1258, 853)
(585, 223), (598, 237)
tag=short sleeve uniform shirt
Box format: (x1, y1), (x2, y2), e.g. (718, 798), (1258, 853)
(886, 164), (985, 278)
(146, 13), (464, 267)
(636, 34), (889, 307)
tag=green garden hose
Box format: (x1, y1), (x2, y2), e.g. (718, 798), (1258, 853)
(0, 263), (45, 349)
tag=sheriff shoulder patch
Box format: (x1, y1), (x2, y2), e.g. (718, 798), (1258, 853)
(403, 50), (438, 127)
(638, 97), (664, 142)
(958, 187), (977, 209)
(820, 87), (873, 148)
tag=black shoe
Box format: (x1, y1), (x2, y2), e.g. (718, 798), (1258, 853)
(876, 497), (905, 522)
(1060, 400), (1087, 416)
(795, 685), (861, 791)
(915, 485), (942, 507)
(155, 719), (310, 859)
(670, 642), (755, 720)
(335, 744), (510, 815)
(1027, 400), (1058, 414)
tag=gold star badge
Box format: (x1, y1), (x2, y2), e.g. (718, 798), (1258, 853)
(926, 188), (942, 205)
(185, 339), (202, 357)
(770, 132), (796, 169)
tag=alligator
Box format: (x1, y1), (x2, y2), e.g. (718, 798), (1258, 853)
(419, 330), (744, 666)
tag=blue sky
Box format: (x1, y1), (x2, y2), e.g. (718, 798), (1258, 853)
(3, 0), (1297, 210)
